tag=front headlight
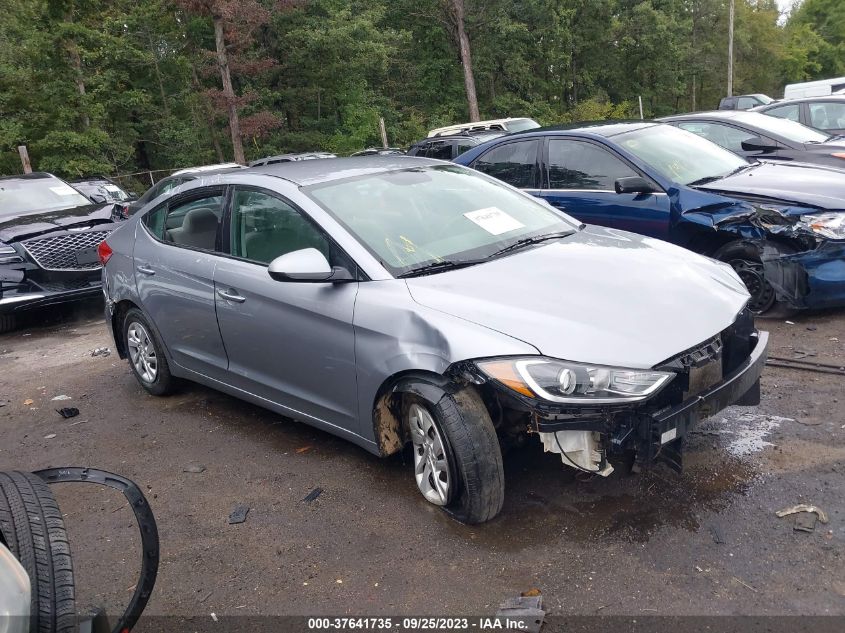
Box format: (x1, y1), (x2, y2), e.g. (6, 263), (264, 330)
(800, 212), (845, 240)
(476, 357), (674, 404)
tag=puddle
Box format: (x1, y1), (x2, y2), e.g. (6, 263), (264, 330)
(699, 411), (792, 456)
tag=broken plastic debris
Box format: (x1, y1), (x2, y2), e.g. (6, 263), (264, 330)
(51, 395), (71, 401)
(44, 434), (56, 440)
(56, 407), (79, 418)
(210, 613), (218, 622)
(303, 487), (323, 503)
(496, 595), (545, 633)
(23, 399), (33, 405)
(776, 504), (828, 524)
(296, 446), (312, 453)
(183, 464), (206, 474)
(91, 347), (111, 357)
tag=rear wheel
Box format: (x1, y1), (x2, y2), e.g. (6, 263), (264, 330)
(0, 471), (76, 633)
(405, 388), (505, 524)
(123, 308), (177, 396)
(714, 241), (792, 316)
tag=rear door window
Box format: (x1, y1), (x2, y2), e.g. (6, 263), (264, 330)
(765, 103), (801, 122)
(144, 192), (224, 251)
(809, 102), (845, 130)
(425, 142), (454, 160)
(547, 139), (637, 190)
(472, 140), (539, 188)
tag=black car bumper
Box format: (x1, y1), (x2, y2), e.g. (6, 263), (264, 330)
(0, 280), (103, 314)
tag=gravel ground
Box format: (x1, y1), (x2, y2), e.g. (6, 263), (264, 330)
(0, 300), (843, 621)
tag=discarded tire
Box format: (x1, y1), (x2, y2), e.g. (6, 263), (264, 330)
(0, 471), (76, 633)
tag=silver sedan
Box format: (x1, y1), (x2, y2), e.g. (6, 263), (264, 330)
(100, 157), (768, 523)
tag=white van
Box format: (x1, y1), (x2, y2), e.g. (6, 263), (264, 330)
(427, 117), (539, 138)
(783, 77), (845, 100)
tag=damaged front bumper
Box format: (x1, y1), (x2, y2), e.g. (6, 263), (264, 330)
(468, 311), (769, 474)
(763, 239), (845, 310)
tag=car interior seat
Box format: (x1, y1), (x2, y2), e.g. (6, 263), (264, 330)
(167, 207), (219, 249)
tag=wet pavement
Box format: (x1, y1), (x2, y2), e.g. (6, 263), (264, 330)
(0, 301), (843, 618)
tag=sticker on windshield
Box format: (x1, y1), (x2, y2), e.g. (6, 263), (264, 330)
(463, 207), (525, 235)
(50, 185), (79, 196)
(104, 184), (122, 192)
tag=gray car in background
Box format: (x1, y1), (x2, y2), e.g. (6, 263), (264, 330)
(100, 157), (768, 523)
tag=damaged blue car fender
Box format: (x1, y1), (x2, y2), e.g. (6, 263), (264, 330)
(454, 122), (845, 313)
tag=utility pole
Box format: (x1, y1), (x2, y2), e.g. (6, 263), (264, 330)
(18, 146), (32, 174)
(727, 0), (735, 97)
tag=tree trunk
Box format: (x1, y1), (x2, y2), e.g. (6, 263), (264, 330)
(449, 0), (480, 122)
(213, 14), (245, 164)
(63, 13), (89, 129)
(191, 65), (225, 162)
(148, 32), (171, 118)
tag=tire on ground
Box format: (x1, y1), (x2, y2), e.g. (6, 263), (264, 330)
(411, 387), (505, 524)
(0, 471), (76, 633)
(123, 307), (177, 396)
(0, 314), (17, 335)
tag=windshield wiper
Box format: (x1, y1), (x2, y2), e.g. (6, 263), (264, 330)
(689, 162), (757, 187)
(489, 230), (574, 258)
(397, 259), (485, 278)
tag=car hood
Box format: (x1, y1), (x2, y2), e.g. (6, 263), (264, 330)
(0, 203), (115, 242)
(405, 225), (750, 369)
(698, 162), (845, 209)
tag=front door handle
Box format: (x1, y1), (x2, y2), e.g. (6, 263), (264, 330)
(216, 288), (246, 303)
(137, 265), (155, 276)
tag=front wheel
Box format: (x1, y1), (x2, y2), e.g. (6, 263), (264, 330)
(714, 241), (793, 316)
(405, 388), (505, 524)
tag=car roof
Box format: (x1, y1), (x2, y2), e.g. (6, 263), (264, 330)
(510, 121), (659, 138)
(0, 172), (61, 183)
(172, 162), (244, 176)
(243, 155), (443, 186)
(659, 110), (771, 124)
(755, 95), (845, 107)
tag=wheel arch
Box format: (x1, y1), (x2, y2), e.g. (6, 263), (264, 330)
(371, 369), (460, 457)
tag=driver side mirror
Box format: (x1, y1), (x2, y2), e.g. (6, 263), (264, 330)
(740, 136), (779, 152)
(615, 176), (657, 195)
(268, 248), (354, 283)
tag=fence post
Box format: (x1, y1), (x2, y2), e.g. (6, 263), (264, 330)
(18, 145), (32, 174)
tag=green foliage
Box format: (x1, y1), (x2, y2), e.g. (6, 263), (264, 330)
(1, 0), (842, 179)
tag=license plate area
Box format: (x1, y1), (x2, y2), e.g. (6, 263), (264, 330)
(75, 246), (100, 266)
(686, 359), (723, 398)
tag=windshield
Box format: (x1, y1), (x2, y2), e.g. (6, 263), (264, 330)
(0, 175), (92, 217)
(617, 125), (749, 186)
(739, 113), (830, 143)
(508, 118), (541, 132)
(305, 165), (576, 276)
(74, 181), (131, 202)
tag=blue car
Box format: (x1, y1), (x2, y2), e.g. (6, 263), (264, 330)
(454, 122), (845, 314)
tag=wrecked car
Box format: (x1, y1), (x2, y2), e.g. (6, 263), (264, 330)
(0, 468), (158, 633)
(0, 173), (123, 333)
(100, 157), (768, 524)
(454, 122), (845, 314)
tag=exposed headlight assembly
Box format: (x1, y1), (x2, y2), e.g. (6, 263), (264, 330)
(800, 212), (845, 240)
(476, 357), (674, 404)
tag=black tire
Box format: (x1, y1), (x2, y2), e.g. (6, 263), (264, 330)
(713, 241), (794, 317)
(123, 307), (177, 396)
(406, 388), (505, 524)
(0, 313), (17, 335)
(0, 471), (76, 633)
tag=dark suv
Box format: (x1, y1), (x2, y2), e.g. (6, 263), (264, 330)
(0, 173), (121, 332)
(407, 132), (505, 160)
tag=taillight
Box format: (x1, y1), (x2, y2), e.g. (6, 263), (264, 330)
(98, 240), (113, 266)
(832, 153), (845, 160)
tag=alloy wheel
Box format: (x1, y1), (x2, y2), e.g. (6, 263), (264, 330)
(408, 403), (452, 506)
(127, 321), (158, 383)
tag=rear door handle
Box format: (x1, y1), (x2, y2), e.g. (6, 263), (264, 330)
(216, 288), (246, 303)
(136, 265), (155, 276)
